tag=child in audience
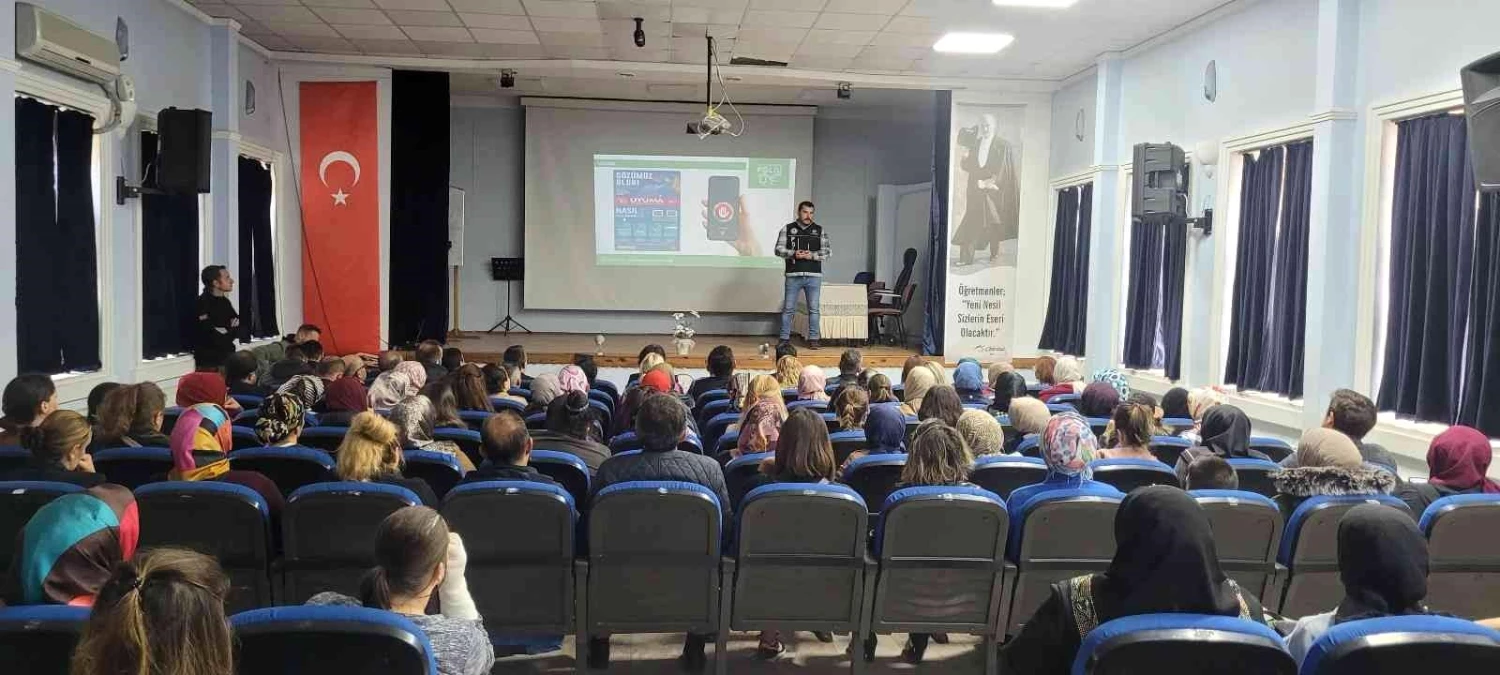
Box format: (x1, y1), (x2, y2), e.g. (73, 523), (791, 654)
(867, 373), (915, 417)
(835, 349), (863, 390)
(450, 364), (495, 413)
(1184, 454), (1239, 491)
(70, 548), (232, 675)
(1397, 425), (1500, 515)
(4, 410), (104, 487)
(953, 361), (989, 405)
(308, 506), (495, 675)
(833, 387), (869, 432)
(1272, 427), (1395, 520)
(918, 385), (964, 428)
(774, 355), (803, 389)
(0, 373), (56, 446)
(796, 365), (830, 402)
(391, 395), (475, 472)
(9, 484), (137, 606)
(1098, 403), (1157, 460)
(957, 408), (1006, 458)
(459, 410), (557, 486)
(337, 411), (438, 506)
(92, 382), (171, 451)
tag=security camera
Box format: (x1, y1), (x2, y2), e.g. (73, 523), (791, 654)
(633, 17), (645, 48)
(837, 82), (851, 100)
(499, 69), (515, 88)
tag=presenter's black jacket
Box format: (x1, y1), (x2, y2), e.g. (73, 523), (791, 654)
(775, 221), (830, 276)
(194, 292), (238, 367)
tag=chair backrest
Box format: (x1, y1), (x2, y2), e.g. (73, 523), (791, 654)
(489, 397), (526, 414)
(1149, 435), (1193, 466)
(899, 281), (916, 308)
(92, 446), (176, 489)
(843, 453), (908, 513)
(1050, 393), (1082, 406)
(829, 430), (867, 465)
(298, 426), (350, 453)
(135, 481), (272, 612)
(433, 428), (483, 468)
(1047, 402), (1077, 414)
(457, 410), (493, 425)
(894, 247), (917, 295)
(786, 399), (827, 412)
(1072, 614), (1296, 675)
(870, 485), (1006, 633)
(0, 605), (89, 675)
(1299, 615), (1500, 675)
(1191, 489), (1284, 600)
(1278, 495), (1411, 617)
(723, 452), (773, 507)
(715, 430), (741, 457)
(401, 449), (463, 499)
(524, 412), (547, 430)
(280, 482), (420, 602)
(1089, 458), (1181, 492)
(592, 380), (620, 403)
(701, 411), (739, 453)
(1009, 487), (1124, 563)
(971, 454), (1047, 501)
(229, 446), (337, 495)
(696, 399), (733, 430)
(162, 406), (186, 434)
(1419, 494), (1500, 619)
(1016, 434), (1041, 456)
(0, 481), (85, 579)
(733, 483), (868, 630)
(1247, 436), (1294, 463)
(609, 431), (643, 454)
(442, 481), (577, 635)
(589, 389), (616, 414)
(0, 446), (30, 474)
(510, 387), (531, 398)
(231, 425), (260, 450)
(696, 388), (730, 408)
(1086, 417), (1111, 438)
(1226, 458), (1282, 497)
(232, 606), (438, 675)
(529, 449), (590, 506)
(1161, 417), (1195, 434)
(231, 393), (265, 409)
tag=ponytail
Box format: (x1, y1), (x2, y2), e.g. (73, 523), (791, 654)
(359, 566), (393, 610)
(18, 425), (46, 453)
(71, 549), (232, 675)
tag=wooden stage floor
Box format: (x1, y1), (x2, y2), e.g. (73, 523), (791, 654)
(445, 332), (923, 369)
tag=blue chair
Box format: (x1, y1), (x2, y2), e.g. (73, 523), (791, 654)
(1248, 436), (1294, 463)
(530, 449), (590, 507)
(1299, 615), (1500, 674)
(232, 606), (438, 675)
(235, 408), (261, 426)
(821, 411), (842, 433)
(781, 388), (799, 403)
(93, 446), (176, 488)
(434, 428), (483, 468)
(893, 384), (906, 400)
(696, 399), (733, 429)
(1089, 458), (1180, 493)
(995, 413), (1011, 426)
(1420, 494), (1500, 619)
(402, 449), (463, 499)
(1277, 495), (1411, 617)
(510, 387), (531, 398)
(0, 605), (89, 674)
(135, 481), (272, 612)
(786, 399), (828, 412)
(1025, 383), (1044, 396)
(281, 482), (421, 603)
(489, 397), (526, 414)
(971, 454), (1046, 501)
(1016, 434), (1041, 456)
(593, 380), (620, 404)
(298, 426), (349, 453)
(525, 412), (547, 430)
(0, 446), (29, 474)
(1192, 490), (1285, 604)
(0, 481), (84, 570)
(715, 430), (741, 457)
(458, 409), (494, 426)
(696, 388), (730, 410)
(587, 398), (611, 420)
(1161, 417), (1195, 434)
(723, 452), (773, 507)
(1047, 403), (1077, 414)
(609, 431), (643, 455)
(829, 430), (867, 465)
(1072, 614), (1295, 675)
(162, 406), (186, 434)
(1050, 393), (1081, 405)
(1227, 457), (1282, 498)
(589, 389), (615, 416)
(441, 481), (577, 643)
(843, 453), (908, 513)
(701, 411), (740, 453)
(1085, 416), (1111, 438)
(1005, 486), (1124, 635)
(231, 393), (265, 410)
(1149, 435), (1194, 467)
(231, 425), (260, 450)
(230, 446), (336, 495)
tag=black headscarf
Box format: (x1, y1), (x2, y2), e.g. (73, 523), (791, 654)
(1095, 486), (1240, 621)
(1334, 504), (1430, 624)
(1161, 387), (1191, 419)
(1199, 405), (1253, 458)
(990, 371), (1028, 414)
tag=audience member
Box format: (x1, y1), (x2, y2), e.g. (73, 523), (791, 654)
(774, 355), (802, 389)
(1161, 387), (1191, 420)
(735, 398), (787, 458)
(308, 506), (494, 675)
(525, 373), (564, 416)
(300, 340), (327, 363)
(866, 373), (915, 416)
(614, 368), (673, 438)
(835, 349), (863, 389)
(368, 361), (427, 410)
(377, 350), (404, 373)
(1000, 487), (1271, 674)
(1272, 428), (1395, 519)
(175, 370), (240, 412)
(482, 364), (526, 407)
(85, 382), (120, 427)
(864, 403), (910, 458)
(336, 411), (438, 505)
(900, 354), (927, 382)
(441, 346), (465, 373)
(344, 354), (370, 384)
(1091, 368), (1131, 399)
(922, 360), (949, 386)
(1173, 405), (1270, 482)
(1122, 391), (1168, 437)
(572, 354), (599, 387)
(1007, 413), (1115, 512)
(314, 357), (347, 386)
(774, 342), (798, 361)
(1284, 505), (1435, 665)
(534, 390), (610, 472)
(251, 323), (321, 382)
(797, 365), (829, 402)
(266, 343), (313, 389)
(226, 350), (269, 397)
(1185, 454), (1240, 491)
(8, 484), (137, 606)
(1282, 389), (1397, 472)
(988, 360), (1015, 385)
(957, 408), (1005, 457)
(901, 364), (937, 413)
(168, 403), (283, 519)
(1038, 356), (1085, 402)
(451, 364), (495, 413)
(70, 548), (232, 675)
(276, 373), (327, 412)
(0, 373), (56, 445)
(319, 375), (370, 427)
(253, 392), (309, 449)
(1099, 403), (1158, 460)
(954, 361), (988, 404)
(416, 340), (448, 383)
(1180, 386), (1226, 443)
(391, 395), (475, 472)
(1397, 425), (1500, 515)
(917, 385), (964, 428)
(1078, 381), (1120, 419)
(422, 379), (468, 429)
(688, 346), (736, 402)
(990, 371), (1028, 416)
(738, 374), (785, 415)
(1033, 355), (1058, 386)
(833, 386), (869, 432)
(503, 345), (533, 386)
(1007, 397), (1051, 453)
(5, 410), (104, 487)
(93, 382), (171, 450)
(889, 420), (974, 663)
(557, 364), (590, 397)
(628, 348), (665, 388)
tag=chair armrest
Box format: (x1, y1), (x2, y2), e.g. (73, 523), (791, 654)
(869, 282), (888, 292)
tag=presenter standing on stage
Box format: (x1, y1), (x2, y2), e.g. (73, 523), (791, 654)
(775, 201), (830, 350)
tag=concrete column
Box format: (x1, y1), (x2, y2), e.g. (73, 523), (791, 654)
(208, 21), (241, 296)
(1084, 54), (1124, 373)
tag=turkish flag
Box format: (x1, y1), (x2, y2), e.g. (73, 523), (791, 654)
(299, 81), (380, 354)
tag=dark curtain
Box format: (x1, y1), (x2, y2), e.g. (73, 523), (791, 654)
(1459, 192), (1500, 436)
(54, 110), (101, 371)
(237, 157), (278, 341)
(1066, 183), (1094, 357)
(1258, 140), (1313, 397)
(1222, 147), (1285, 389)
(1037, 186), (1079, 352)
(1121, 217), (1163, 369)
(921, 90), (952, 355)
(140, 131), (201, 359)
(15, 97), (61, 373)
(389, 70), (451, 346)
(1160, 202), (1187, 381)
(1377, 114), (1474, 422)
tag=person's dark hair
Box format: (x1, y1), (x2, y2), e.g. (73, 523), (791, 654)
(415, 340), (443, 366)
(867, 373), (898, 404)
(480, 364), (507, 396)
(284, 344), (308, 362)
(797, 200), (815, 212)
(441, 347), (464, 372)
(420, 379), (466, 429)
(87, 382), (122, 426)
(637, 344), (666, 364)
(192, 351), (227, 372)
(706, 346), (735, 379)
(451, 364), (494, 413)
(1185, 454), (1239, 490)
(1127, 392), (1159, 408)
(1112, 402), (1155, 449)
(775, 342), (798, 360)
(572, 354), (598, 384)
(97, 383), (166, 442)
(765, 407), (836, 481)
(1326, 389), (1378, 441)
(314, 357), (347, 379)
(300, 340), (325, 362)
(546, 390), (602, 442)
(225, 351), (259, 384)
(917, 385), (964, 427)
(199, 265), (226, 289)
(377, 351), (403, 372)
(296, 324), (322, 340)
(989, 370), (1027, 414)
(635, 394), (687, 451)
(72, 548), (232, 675)
(2, 373), (55, 427)
(359, 506), (449, 611)
(838, 349), (863, 376)
(503, 345), (529, 369)
(480, 410), (530, 464)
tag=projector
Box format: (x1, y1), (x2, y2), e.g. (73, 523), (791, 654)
(687, 110), (732, 137)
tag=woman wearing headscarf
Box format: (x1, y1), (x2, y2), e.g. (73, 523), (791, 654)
(9, 483), (138, 606)
(1161, 387), (1191, 420)
(175, 371), (240, 412)
(1270, 428), (1396, 519)
(1283, 505), (1435, 665)
(901, 364), (938, 413)
(1179, 386), (1226, 443)
(523, 374), (564, 417)
(1001, 487), (1272, 675)
(1007, 413), (1116, 520)
(989, 371), (1028, 416)
(254, 392), (311, 449)
(276, 374), (326, 412)
(1172, 405), (1271, 482)
(734, 398), (785, 459)
(319, 375), (370, 427)
(368, 361), (427, 410)
(1397, 425), (1500, 516)
(168, 403), (285, 520)
(390, 395), (475, 472)
(796, 366), (830, 403)
(953, 361), (988, 405)
(1007, 396), (1051, 455)
(957, 409), (1005, 457)
(900, 355), (927, 383)
(1090, 369), (1130, 399)
(1038, 357), (1085, 402)
(557, 365), (591, 397)
(1078, 382), (1120, 419)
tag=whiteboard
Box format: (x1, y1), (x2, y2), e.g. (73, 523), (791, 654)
(448, 186), (465, 267)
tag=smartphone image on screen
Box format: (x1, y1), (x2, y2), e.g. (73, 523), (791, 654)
(707, 175), (740, 242)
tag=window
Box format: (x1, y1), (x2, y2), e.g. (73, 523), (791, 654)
(139, 129), (201, 360)
(1038, 182), (1093, 356)
(238, 155), (278, 341)
(14, 96), (101, 375)
(1119, 174), (1188, 380)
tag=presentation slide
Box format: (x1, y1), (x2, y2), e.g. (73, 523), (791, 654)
(593, 154), (795, 268)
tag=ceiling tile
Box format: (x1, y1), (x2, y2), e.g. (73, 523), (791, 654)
(193, 4), (253, 22)
(742, 10), (818, 29)
(297, 0), (376, 7)
(371, 0), (453, 10)
(286, 36), (361, 52)
(312, 8), (392, 24)
(545, 45), (613, 59)
(244, 33), (298, 50)
(611, 47), (673, 62)
(263, 22), (342, 37)
(812, 12), (891, 31)
(384, 10), (464, 26)
(522, 0), (600, 19)
(671, 6), (741, 24)
(401, 25), (475, 41)
(869, 30), (936, 47)
(537, 30), (607, 46)
(822, 0), (905, 14)
(240, 5), (320, 22)
(804, 29), (874, 45)
(793, 42), (862, 58)
(850, 55), (916, 71)
(735, 26), (802, 43)
(597, 2), (670, 21)
(882, 16), (942, 34)
(469, 27), (542, 43)
(333, 23), (407, 39)
(669, 36), (732, 54)
(748, 0), (824, 10)
(460, 12), (531, 29)
(475, 42), (548, 57)
(414, 41), (491, 56)
(859, 44), (926, 60)
(351, 38), (423, 54)
(671, 23), (738, 39)
(446, 0), (526, 12)
(529, 17), (603, 32)
(674, 0), (747, 8)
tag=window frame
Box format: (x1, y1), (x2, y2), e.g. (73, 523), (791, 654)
(1113, 150), (1194, 385)
(235, 137), (286, 345)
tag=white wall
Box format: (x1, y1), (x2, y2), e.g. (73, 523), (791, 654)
(1356, 0), (1500, 108)
(1050, 70), (1098, 179)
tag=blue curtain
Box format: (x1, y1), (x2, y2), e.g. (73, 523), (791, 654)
(1223, 146), (1285, 389)
(238, 157), (279, 341)
(1459, 192), (1500, 435)
(1038, 183), (1093, 356)
(922, 90), (952, 356)
(1121, 217), (1163, 369)
(1262, 141), (1313, 397)
(1160, 198), (1187, 381)
(140, 130), (201, 360)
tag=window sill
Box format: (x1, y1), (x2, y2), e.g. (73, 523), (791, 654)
(134, 355), (195, 385)
(1365, 415), (1500, 477)
(52, 370), (114, 407)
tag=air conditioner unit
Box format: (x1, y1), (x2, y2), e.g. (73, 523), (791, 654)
(15, 3), (121, 85)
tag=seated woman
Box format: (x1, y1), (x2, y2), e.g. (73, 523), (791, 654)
(524, 374), (563, 417)
(953, 361), (989, 405)
(917, 385), (964, 428)
(1283, 504), (1436, 664)
(8, 483), (137, 606)
(1396, 425), (1500, 516)
(1078, 382), (1120, 419)
(797, 366), (830, 403)
(832, 387), (869, 432)
(71, 549), (232, 675)
(254, 392), (313, 450)
(866, 373), (915, 417)
(989, 371), (1028, 416)
(734, 398), (786, 459)
(842, 404), (907, 472)
(421, 379), (468, 430)
(4, 410), (105, 487)
(173, 403), (286, 520)
(441, 347), (465, 373)
(1007, 397), (1051, 455)
(482, 363), (526, 407)
(276, 374), (327, 412)
(0, 373), (57, 446)
(1273, 428), (1395, 519)
(1037, 356), (1085, 402)
(1161, 387), (1191, 421)
(957, 409), (1005, 458)
(392, 395), (476, 472)
(557, 365), (591, 397)
(368, 361), (427, 410)
(175, 370), (242, 413)
(1097, 403), (1158, 460)
(532, 390), (610, 472)
(901, 364), (937, 413)
(450, 364), (495, 414)
(92, 382), (171, 451)
(307, 506), (494, 675)
(1180, 386), (1227, 444)
(1000, 486), (1273, 674)
(774, 355), (803, 389)
(319, 375), (370, 428)
(335, 411), (438, 506)
(1008, 413), (1114, 512)
(1173, 405), (1272, 482)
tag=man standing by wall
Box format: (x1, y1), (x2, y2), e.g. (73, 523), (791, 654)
(775, 201), (830, 350)
(194, 265), (238, 368)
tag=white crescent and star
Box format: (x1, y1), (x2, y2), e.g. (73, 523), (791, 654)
(318, 150), (361, 206)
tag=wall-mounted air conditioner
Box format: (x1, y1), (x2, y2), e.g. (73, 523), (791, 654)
(16, 2), (121, 85)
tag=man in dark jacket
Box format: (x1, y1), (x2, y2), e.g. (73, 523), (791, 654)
(458, 410), (558, 486)
(686, 345), (736, 404)
(193, 265), (239, 368)
(416, 340), (448, 384)
(530, 392), (610, 472)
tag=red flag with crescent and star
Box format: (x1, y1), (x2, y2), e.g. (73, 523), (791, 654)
(299, 81), (380, 354)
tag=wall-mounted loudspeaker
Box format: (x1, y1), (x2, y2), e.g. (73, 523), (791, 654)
(1461, 51), (1500, 192)
(156, 107), (212, 194)
(1131, 142), (1188, 224)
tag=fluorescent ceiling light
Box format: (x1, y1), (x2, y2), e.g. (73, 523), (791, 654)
(932, 32), (1015, 55)
(992, 0), (1078, 7)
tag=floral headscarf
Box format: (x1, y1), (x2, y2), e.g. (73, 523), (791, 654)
(736, 398), (786, 457)
(254, 392), (306, 446)
(15, 484), (138, 606)
(1041, 411), (1097, 480)
(390, 395), (439, 450)
(1091, 368), (1131, 399)
(368, 361), (426, 410)
(558, 365), (590, 396)
(168, 403), (233, 481)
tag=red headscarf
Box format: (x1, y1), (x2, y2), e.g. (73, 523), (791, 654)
(324, 376), (369, 413)
(1428, 426), (1500, 494)
(175, 372), (228, 408)
(640, 369), (671, 394)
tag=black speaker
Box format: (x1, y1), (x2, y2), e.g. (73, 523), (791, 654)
(157, 107), (212, 194)
(1132, 142), (1187, 223)
(1462, 51), (1500, 192)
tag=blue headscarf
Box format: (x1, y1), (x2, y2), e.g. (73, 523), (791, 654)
(863, 404), (907, 455)
(954, 361), (985, 394)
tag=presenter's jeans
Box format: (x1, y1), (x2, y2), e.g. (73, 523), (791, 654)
(780, 275), (821, 341)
